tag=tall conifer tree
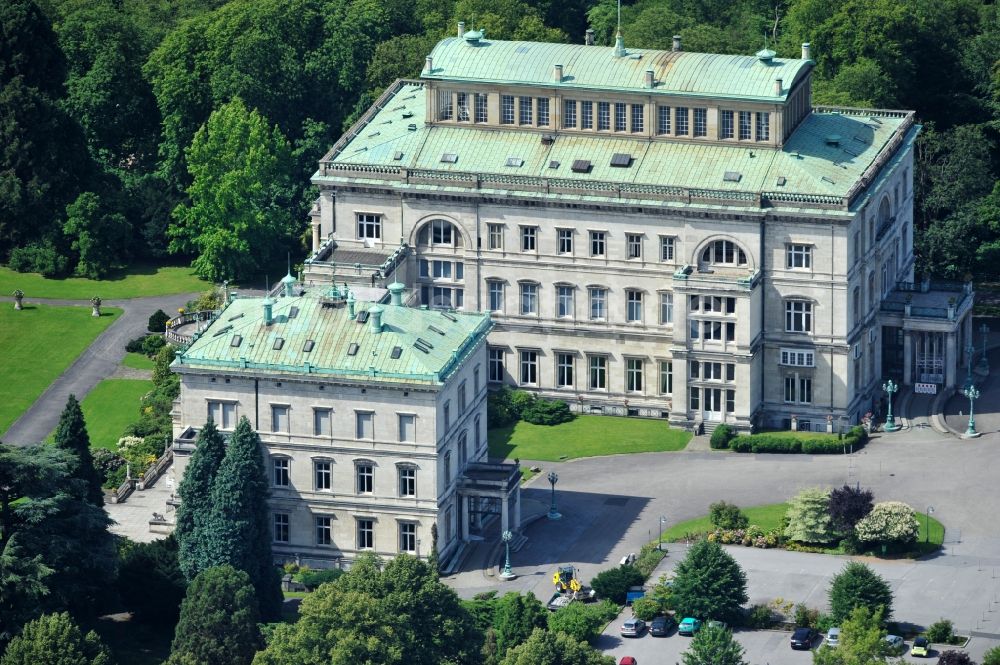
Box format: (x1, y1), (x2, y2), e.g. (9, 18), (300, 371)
(52, 395), (103, 506)
(175, 419), (226, 581)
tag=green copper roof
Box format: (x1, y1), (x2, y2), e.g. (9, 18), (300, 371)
(425, 38), (812, 102)
(320, 82), (915, 205)
(174, 291), (491, 385)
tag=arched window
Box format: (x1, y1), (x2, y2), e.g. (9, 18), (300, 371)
(416, 219), (462, 248)
(878, 197), (891, 228)
(701, 240), (747, 267)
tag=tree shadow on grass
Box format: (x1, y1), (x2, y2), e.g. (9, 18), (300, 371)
(487, 424), (516, 460)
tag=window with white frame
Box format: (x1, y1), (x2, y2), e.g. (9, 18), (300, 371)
(488, 223), (503, 250)
(208, 401), (236, 429)
(693, 107), (707, 137)
(660, 236), (675, 261)
(626, 290), (643, 322)
(626, 358), (644, 392)
(519, 350), (538, 385)
(627, 233), (642, 259)
(563, 99), (577, 128)
(537, 97), (550, 126)
(598, 101), (610, 130)
(399, 522), (417, 553)
(357, 213), (381, 240)
(518, 96), (532, 125)
(590, 231), (606, 257)
(784, 374), (813, 403)
(438, 89), (453, 120)
(755, 112), (770, 141)
(315, 516), (332, 545)
(631, 104), (644, 132)
(356, 461), (374, 494)
(271, 404), (289, 433)
(556, 353), (574, 387)
(314, 460), (332, 491)
(702, 240), (747, 266)
(488, 280), (504, 312)
(785, 300), (813, 333)
(357, 518), (374, 549)
(589, 287), (607, 320)
(520, 226), (537, 252)
(273, 513), (289, 543)
(398, 414), (415, 442)
(589, 355), (607, 389)
(520, 282), (538, 315)
(356, 411), (374, 440)
(557, 228), (573, 254)
(659, 360), (673, 395)
(659, 293), (673, 324)
(431, 219), (454, 245)
(780, 348), (816, 367)
(422, 285), (463, 310)
(488, 348), (504, 382)
(657, 105), (671, 134)
(272, 457), (290, 487)
(720, 110), (734, 139)
(398, 465), (416, 497)
(614, 102), (627, 131)
(726, 389), (735, 413)
(557, 285), (574, 318)
(738, 111), (752, 140)
(501, 95), (514, 124)
(456, 92), (469, 121)
(786, 244), (812, 269)
(581, 101), (593, 129)
(690, 386), (700, 410)
(313, 408), (331, 436)
(474, 93), (488, 122)
(675, 107), (689, 135)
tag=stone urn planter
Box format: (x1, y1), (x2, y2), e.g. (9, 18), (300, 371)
(91, 296), (102, 317)
(12, 289), (23, 310)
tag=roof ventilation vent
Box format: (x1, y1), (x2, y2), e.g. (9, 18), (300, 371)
(347, 342), (360, 356)
(571, 159), (592, 173)
(610, 153), (632, 168)
(463, 29), (484, 44)
(756, 35), (776, 62)
(824, 134), (842, 146)
(548, 160), (560, 169)
(393, 151), (404, 161)
(505, 157), (524, 168)
(407, 123), (417, 131)
(776, 176), (787, 187)
(723, 171), (742, 183)
(401, 111), (413, 119)
(541, 134), (555, 145)
(440, 153), (458, 163)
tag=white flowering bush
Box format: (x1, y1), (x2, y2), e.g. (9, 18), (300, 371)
(854, 501), (919, 544)
(117, 436), (145, 452)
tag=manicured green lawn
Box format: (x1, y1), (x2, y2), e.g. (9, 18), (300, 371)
(488, 415), (691, 462)
(76, 379), (152, 450)
(0, 305), (121, 436)
(123, 352), (156, 370)
(0, 263), (207, 300)
(659, 503), (790, 542)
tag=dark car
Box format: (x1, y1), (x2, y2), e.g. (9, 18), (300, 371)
(650, 615), (677, 636)
(790, 627), (817, 650)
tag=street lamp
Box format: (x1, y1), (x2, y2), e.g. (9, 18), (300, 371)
(882, 379), (900, 432)
(981, 323), (990, 369)
(963, 384), (981, 438)
(499, 530), (517, 580)
(925, 506), (935, 543)
(659, 516), (667, 551)
(547, 472), (562, 520)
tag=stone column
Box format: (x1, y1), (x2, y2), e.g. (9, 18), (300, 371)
(311, 221), (321, 253)
(501, 493), (509, 534)
(903, 331), (913, 384)
(946, 331), (957, 388)
(513, 489), (521, 532)
(461, 495), (470, 542)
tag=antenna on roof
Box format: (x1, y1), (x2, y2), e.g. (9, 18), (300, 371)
(756, 32), (776, 62)
(613, 0), (626, 58)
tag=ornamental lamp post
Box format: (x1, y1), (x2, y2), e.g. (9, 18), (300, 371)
(499, 530), (516, 580)
(547, 471), (562, 520)
(882, 379), (900, 432)
(925, 506), (935, 543)
(963, 384), (981, 438)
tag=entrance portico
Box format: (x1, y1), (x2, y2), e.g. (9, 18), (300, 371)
(456, 462), (522, 540)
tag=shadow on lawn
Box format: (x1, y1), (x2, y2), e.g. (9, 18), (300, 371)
(487, 424), (516, 460)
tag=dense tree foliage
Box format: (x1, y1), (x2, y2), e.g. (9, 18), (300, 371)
(492, 592), (548, 656)
(829, 485), (875, 534)
(52, 394), (104, 506)
(682, 624), (748, 665)
(828, 562), (893, 622)
(0, 612), (112, 665)
(498, 628), (613, 665)
(785, 487), (836, 544)
(117, 535), (187, 624)
(670, 540), (749, 624)
(175, 420), (226, 581)
(812, 606), (893, 665)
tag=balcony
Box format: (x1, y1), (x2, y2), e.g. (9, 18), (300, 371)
(881, 279), (972, 325)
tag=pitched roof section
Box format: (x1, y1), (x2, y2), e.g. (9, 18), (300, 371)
(174, 290), (491, 386)
(425, 38), (811, 102)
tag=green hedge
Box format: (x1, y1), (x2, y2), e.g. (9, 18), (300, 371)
(731, 426), (867, 454)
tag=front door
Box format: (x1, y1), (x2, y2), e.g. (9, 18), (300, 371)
(703, 388), (723, 421)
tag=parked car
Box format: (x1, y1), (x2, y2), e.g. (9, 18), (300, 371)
(790, 627), (817, 650)
(620, 618), (646, 637)
(706, 620), (728, 630)
(826, 627), (841, 647)
(619, 658), (637, 665)
(911, 637), (930, 657)
(884, 635), (905, 654)
(650, 615), (677, 636)
(678, 617), (702, 635)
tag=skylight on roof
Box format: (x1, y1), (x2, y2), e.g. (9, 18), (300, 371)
(415, 337), (434, 349)
(610, 153), (632, 168)
(230, 335), (243, 348)
(505, 157), (524, 168)
(440, 311), (457, 322)
(390, 346), (403, 359)
(228, 313), (244, 321)
(393, 151), (404, 161)
(440, 153), (458, 164)
(428, 325), (446, 336)
(347, 342), (359, 356)
(288, 306), (299, 319)
(273, 338), (285, 350)
(303, 340), (315, 353)
(357, 311), (370, 324)
(571, 160), (591, 173)
(723, 171), (742, 182)
(413, 340), (431, 354)
(776, 176), (787, 187)
(213, 325), (233, 338)
(548, 160), (560, 169)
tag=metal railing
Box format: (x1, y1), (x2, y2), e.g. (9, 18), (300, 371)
(165, 310), (217, 345)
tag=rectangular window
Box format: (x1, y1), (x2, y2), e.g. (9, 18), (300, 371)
(598, 102), (610, 130)
(208, 401), (236, 429)
(675, 107), (689, 135)
(690, 319), (699, 339)
(488, 348), (504, 382)
(456, 92), (469, 121)
(614, 102), (627, 131)
(627, 234), (642, 259)
(689, 386), (700, 410)
(563, 99), (577, 128)
(313, 408), (331, 436)
(556, 353), (574, 387)
(726, 389), (735, 413)
(419, 259), (429, 278)
(271, 405), (289, 433)
(626, 358), (644, 392)
(398, 466), (416, 497)
(474, 93), (488, 122)
(398, 414), (415, 443)
(520, 226), (536, 252)
(488, 223), (503, 250)
(657, 106), (671, 135)
(357, 213), (381, 240)
(726, 363), (736, 381)
(589, 288), (606, 320)
(314, 461), (331, 491)
(315, 516), (332, 546)
(755, 112), (770, 141)
(518, 96), (532, 125)
(430, 286), (462, 309)
(432, 260), (452, 279)
(785, 301), (813, 333)
(501, 95), (514, 124)
(659, 293), (673, 324)
(273, 458), (289, 487)
(519, 350), (538, 385)
(357, 519), (374, 550)
(631, 104), (644, 133)
(488, 281), (503, 312)
(590, 231), (605, 257)
(739, 111), (752, 140)
(660, 236), (675, 261)
(520, 283), (538, 315)
(780, 349), (816, 367)
(589, 355), (607, 390)
(659, 360), (673, 395)
(721, 110), (734, 139)
(399, 522), (417, 553)
(693, 108), (707, 137)
(690, 360), (700, 379)
(799, 377), (812, 403)
(581, 101), (594, 129)
(726, 322), (736, 342)
(537, 97), (550, 126)
(458, 382), (467, 413)
(626, 290), (643, 322)
(558, 228), (573, 254)
(273, 513), (289, 543)
(431, 219), (453, 245)
(557, 285), (574, 318)
(438, 89), (453, 120)
(786, 244), (812, 269)
(356, 412), (374, 440)
(356, 462), (373, 494)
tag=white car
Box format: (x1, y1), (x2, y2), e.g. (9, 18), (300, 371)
(826, 627), (840, 647)
(885, 635), (905, 653)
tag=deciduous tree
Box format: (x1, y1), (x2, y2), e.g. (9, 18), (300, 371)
(854, 502), (919, 547)
(682, 624), (747, 665)
(492, 592), (548, 655)
(829, 485), (875, 534)
(0, 612), (111, 665)
(499, 628), (614, 665)
(813, 606), (891, 665)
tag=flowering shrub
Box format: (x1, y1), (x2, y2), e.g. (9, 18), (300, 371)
(709, 525), (781, 548)
(855, 501), (919, 544)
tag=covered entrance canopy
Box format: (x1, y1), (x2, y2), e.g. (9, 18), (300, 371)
(456, 462), (521, 541)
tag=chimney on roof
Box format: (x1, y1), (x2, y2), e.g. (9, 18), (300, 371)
(585, 28), (595, 46)
(263, 296), (275, 326)
(644, 69), (654, 88)
(801, 42), (811, 60)
(347, 289), (356, 319)
(672, 35), (682, 52)
(369, 305), (384, 334)
(388, 282), (404, 306)
(458, 21), (465, 38)
(553, 64), (563, 83)
(424, 56), (433, 73)
(774, 78), (783, 96)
